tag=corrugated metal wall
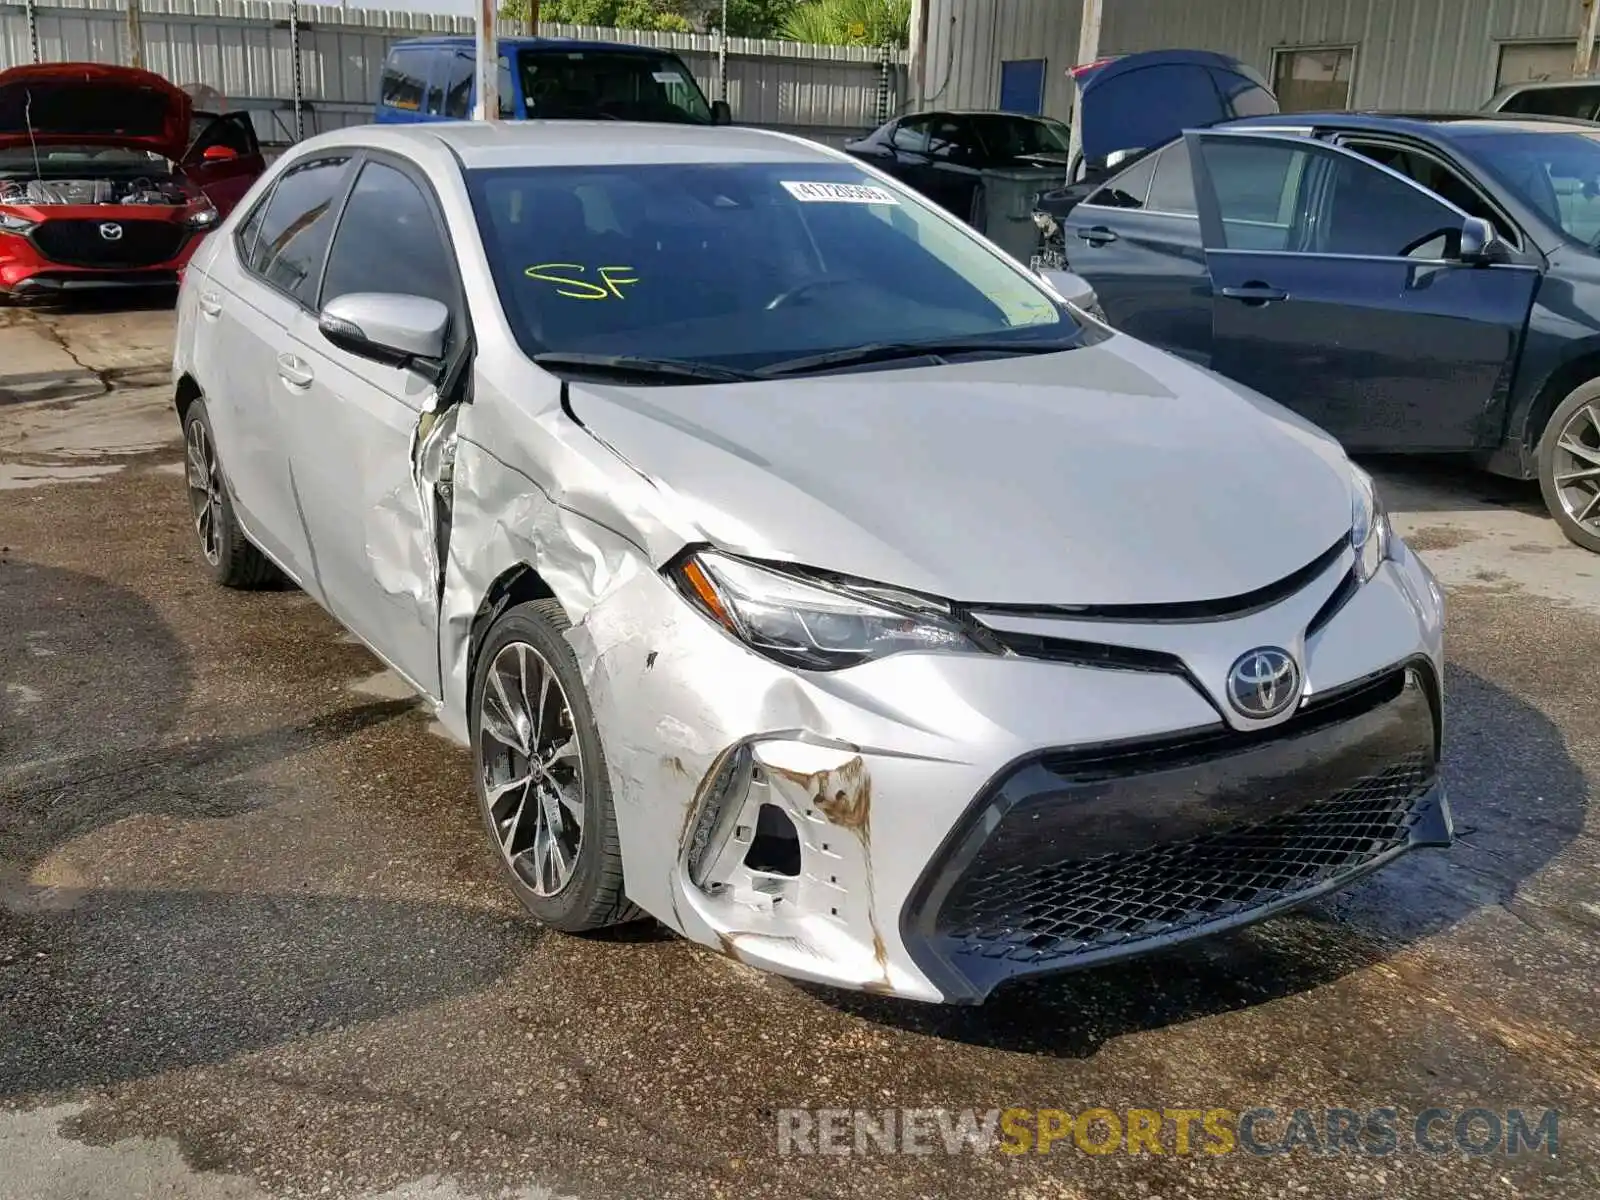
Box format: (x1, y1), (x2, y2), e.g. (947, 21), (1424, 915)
(920, 0), (1588, 120)
(0, 0), (908, 146)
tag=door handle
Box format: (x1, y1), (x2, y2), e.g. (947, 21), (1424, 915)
(197, 292), (222, 318)
(1077, 226), (1119, 246)
(277, 353), (314, 388)
(1219, 283), (1289, 306)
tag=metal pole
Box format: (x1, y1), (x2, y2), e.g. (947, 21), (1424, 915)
(25, 0), (40, 63)
(289, 3), (304, 141)
(127, 0), (144, 69)
(877, 43), (890, 124)
(526, 0), (538, 38)
(1577, 0), (1600, 78)
(718, 0), (729, 102)
(1067, 0), (1103, 180)
(474, 0), (499, 120)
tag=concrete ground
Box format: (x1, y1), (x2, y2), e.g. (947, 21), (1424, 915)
(0, 296), (1597, 1200)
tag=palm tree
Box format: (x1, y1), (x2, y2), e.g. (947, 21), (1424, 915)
(780, 0), (909, 48)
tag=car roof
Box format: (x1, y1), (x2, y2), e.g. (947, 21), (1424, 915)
(290, 119), (839, 170)
(1492, 78), (1600, 93)
(1222, 110), (1600, 136)
(390, 35), (672, 56)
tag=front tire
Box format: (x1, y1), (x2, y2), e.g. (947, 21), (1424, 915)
(182, 398), (280, 588)
(1537, 380), (1600, 554)
(471, 599), (639, 932)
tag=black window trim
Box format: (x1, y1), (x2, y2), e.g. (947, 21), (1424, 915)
(1326, 131), (1527, 254)
(314, 147), (471, 355)
(1188, 128), (1500, 266)
(232, 147), (361, 313)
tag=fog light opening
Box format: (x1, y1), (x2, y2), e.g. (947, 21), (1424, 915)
(744, 804), (802, 877)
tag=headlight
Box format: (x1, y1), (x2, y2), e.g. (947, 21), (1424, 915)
(1350, 465), (1394, 584)
(184, 203), (220, 229)
(0, 210), (35, 235)
(669, 549), (992, 671)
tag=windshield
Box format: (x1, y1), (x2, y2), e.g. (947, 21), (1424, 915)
(466, 160), (1078, 373)
(517, 50), (711, 124)
(1463, 128), (1600, 247)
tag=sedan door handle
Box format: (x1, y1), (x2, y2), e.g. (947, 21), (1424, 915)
(1077, 226), (1119, 246)
(277, 353), (314, 388)
(1219, 283), (1289, 305)
(197, 292), (222, 318)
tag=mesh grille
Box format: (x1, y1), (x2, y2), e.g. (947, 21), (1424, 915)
(939, 753), (1433, 965)
(30, 220), (187, 268)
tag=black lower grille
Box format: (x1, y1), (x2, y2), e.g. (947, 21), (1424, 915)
(901, 661), (1451, 1002)
(29, 219), (187, 268)
(940, 754), (1432, 965)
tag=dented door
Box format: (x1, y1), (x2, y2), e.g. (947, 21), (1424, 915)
(283, 308), (449, 698)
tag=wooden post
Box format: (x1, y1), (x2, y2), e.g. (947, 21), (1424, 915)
(1577, 0), (1600, 78)
(474, 0), (499, 120)
(1068, 0), (1103, 180)
(127, 0), (145, 69)
(527, 0), (538, 38)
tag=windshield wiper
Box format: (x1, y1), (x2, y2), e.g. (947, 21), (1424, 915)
(754, 338), (1081, 379)
(532, 353), (757, 384)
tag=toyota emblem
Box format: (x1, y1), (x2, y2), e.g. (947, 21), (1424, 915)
(98, 222), (123, 241)
(1225, 647), (1301, 720)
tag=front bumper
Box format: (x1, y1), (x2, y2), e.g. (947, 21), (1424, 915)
(571, 536), (1449, 1004)
(0, 218), (200, 294)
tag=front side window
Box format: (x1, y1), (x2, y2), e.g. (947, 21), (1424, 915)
(381, 50), (430, 113)
(1461, 129), (1600, 248)
(321, 161), (457, 314)
(1198, 139), (1461, 257)
(518, 50), (711, 123)
(466, 161), (1080, 371)
(250, 153), (354, 304)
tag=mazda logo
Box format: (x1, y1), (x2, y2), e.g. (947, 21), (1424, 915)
(1226, 647), (1301, 720)
(98, 222), (123, 241)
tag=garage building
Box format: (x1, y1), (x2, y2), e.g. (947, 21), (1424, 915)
(908, 0), (1600, 121)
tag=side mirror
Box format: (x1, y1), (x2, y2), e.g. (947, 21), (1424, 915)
(711, 99), (732, 126)
(1036, 266), (1099, 312)
(1458, 215), (1508, 264)
(201, 144), (239, 162)
(319, 293), (449, 369)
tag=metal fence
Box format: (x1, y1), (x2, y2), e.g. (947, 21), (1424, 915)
(0, 0), (907, 147)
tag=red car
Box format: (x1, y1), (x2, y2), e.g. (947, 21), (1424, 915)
(0, 62), (265, 298)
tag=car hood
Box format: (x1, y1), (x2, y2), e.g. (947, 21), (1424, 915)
(0, 63), (192, 157)
(565, 336), (1356, 608)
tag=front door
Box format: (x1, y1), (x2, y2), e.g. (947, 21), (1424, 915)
(183, 112), (267, 215)
(1188, 130), (1540, 452)
(286, 154), (466, 699)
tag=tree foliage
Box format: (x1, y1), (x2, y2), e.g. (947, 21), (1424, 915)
(496, 0), (798, 37)
(779, 0), (909, 48)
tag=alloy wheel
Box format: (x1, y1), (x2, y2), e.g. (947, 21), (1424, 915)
(478, 640), (585, 897)
(185, 418), (223, 566)
(1552, 399), (1600, 536)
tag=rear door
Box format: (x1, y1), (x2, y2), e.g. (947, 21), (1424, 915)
(183, 112), (265, 215)
(1063, 139), (1213, 361)
(1188, 130), (1541, 451)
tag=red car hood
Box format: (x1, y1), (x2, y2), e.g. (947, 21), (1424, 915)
(0, 63), (191, 159)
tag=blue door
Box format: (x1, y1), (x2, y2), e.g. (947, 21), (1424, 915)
(998, 59), (1046, 115)
(1188, 130), (1540, 452)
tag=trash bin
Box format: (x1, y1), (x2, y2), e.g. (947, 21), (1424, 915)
(972, 167), (1068, 263)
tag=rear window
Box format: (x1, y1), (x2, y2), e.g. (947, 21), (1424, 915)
(517, 50), (711, 123)
(1499, 86), (1600, 122)
(466, 160), (1073, 369)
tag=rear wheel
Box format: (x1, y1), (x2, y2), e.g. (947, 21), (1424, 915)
(182, 398), (280, 588)
(1537, 380), (1600, 554)
(471, 599), (639, 932)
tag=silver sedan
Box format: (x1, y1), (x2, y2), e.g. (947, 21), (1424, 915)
(171, 120), (1451, 1004)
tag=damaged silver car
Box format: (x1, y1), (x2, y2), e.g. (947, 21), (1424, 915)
(171, 122), (1452, 1004)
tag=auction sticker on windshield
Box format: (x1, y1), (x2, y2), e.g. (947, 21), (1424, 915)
(781, 181), (900, 205)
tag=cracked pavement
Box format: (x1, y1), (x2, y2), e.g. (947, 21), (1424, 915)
(0, 297), (1597, 1199)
